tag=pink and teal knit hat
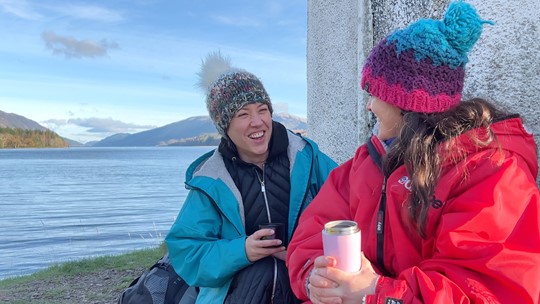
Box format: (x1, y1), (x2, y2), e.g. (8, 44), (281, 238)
(361, 1), (493, 113)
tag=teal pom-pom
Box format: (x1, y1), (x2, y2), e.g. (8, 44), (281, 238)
(443, 1), (494, 54)
(385, 0), (493, 68)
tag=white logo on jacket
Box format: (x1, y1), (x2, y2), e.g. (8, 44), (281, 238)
(398, 176), (412, 191)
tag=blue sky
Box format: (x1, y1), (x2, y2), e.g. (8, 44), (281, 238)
(0, 0), (307, 143)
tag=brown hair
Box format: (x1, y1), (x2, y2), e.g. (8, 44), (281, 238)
(383, 98), (513, 237)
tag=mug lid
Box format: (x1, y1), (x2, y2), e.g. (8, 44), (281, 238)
(324, 220), (359, 235)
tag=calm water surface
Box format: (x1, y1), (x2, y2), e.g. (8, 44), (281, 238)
(0, 146), (213, 279)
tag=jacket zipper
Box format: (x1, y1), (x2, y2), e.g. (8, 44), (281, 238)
(257, 165), (272, 223)
(366, 137), (392, 277)
(255, 165), (278, 304)
(376, 176), (391, 276)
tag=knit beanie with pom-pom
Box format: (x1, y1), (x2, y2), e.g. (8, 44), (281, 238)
(360, 1), (493, 113)
(197, 51), (273, 138)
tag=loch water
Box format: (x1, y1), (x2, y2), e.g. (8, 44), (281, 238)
(0, 146), (214, 279)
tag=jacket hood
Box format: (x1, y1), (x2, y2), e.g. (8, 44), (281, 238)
(491, 118), (537, 176)
(441, 117), (538, 177)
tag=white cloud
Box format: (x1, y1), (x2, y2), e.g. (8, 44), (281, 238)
(0, 1), (123, 23)
(41, 31), (119, 58)
(48, 3), (124, 22)
(42, 118), (68, 125)
(44, 117), (156, 133)
(0, 0), (42, 20)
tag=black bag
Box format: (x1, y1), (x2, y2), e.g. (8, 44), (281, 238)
(118, 253), (198, 304)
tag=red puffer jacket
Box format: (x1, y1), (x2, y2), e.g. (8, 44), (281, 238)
(287, 117), (540, 303)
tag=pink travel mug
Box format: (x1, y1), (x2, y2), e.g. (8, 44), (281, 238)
(322, 220), (361, 272)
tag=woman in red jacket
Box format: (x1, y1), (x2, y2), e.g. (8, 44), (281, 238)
(286, 1), (540, 303)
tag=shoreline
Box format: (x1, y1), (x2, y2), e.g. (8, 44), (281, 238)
(0, 246), (165, 304)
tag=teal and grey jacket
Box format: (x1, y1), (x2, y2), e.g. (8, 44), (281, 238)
(165, 129), (337, 303)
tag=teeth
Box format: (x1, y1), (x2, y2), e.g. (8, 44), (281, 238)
(249, 131), (264, 139)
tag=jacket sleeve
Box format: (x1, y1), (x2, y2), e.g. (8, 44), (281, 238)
(165, 189), (251, 288)
(313, 149), (339, 189)
(369, 155), (540, 303)
(302, 136), (338, 192)
(287, 158), (355, 301)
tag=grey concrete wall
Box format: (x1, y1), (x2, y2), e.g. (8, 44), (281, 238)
(306, 0), (361, 164)
(308, 0), (540, 171)
(463, 0), (540, 132)
(371, 0), (448, 41)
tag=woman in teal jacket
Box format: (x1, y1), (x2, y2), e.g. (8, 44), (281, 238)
(165, 52), (337, 304)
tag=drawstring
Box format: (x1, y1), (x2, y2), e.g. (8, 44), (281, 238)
(271, 258), (277, 304)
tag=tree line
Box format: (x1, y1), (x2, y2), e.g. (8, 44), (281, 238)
(0, 127), (68, 148)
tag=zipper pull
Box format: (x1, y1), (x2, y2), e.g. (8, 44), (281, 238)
(261, 181), (266, 193)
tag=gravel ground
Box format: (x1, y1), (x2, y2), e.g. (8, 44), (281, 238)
(0, 267), (146, 304)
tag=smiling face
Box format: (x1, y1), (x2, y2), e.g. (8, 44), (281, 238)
(367, 95), (403, 141)
(227, 102), (273, 165)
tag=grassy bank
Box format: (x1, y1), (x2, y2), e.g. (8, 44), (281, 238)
(0, 245), (165, 304)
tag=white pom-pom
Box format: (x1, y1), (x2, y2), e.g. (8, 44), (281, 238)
(196, 51), (235, 92)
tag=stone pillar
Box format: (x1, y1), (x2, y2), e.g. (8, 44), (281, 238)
(306, 0), (362, 164)
(308, 0), (540, 174)
(463, 0), (540, 135)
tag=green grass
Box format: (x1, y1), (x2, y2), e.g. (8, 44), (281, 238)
(0, 244), (167, 304)
(0, 245), (166, 285)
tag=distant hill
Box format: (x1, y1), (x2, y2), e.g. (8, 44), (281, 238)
(64, 138), (85, 147)
(92, 116), (217, 147)
(0, 110), (68, 148)
(274, 112), (307, 130)
(0, 110), (48, 131)
(92, 113), (307, 147)
(91, 133), (131, 147)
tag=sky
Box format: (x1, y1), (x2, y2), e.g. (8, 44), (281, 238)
(0, 0), (308, 143)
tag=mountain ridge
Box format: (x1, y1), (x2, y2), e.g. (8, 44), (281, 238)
(0, 110), (307, 147)
(93, 113), (307, 147)
(0, 110), (68, 148)
(0, 110), (48, 131)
